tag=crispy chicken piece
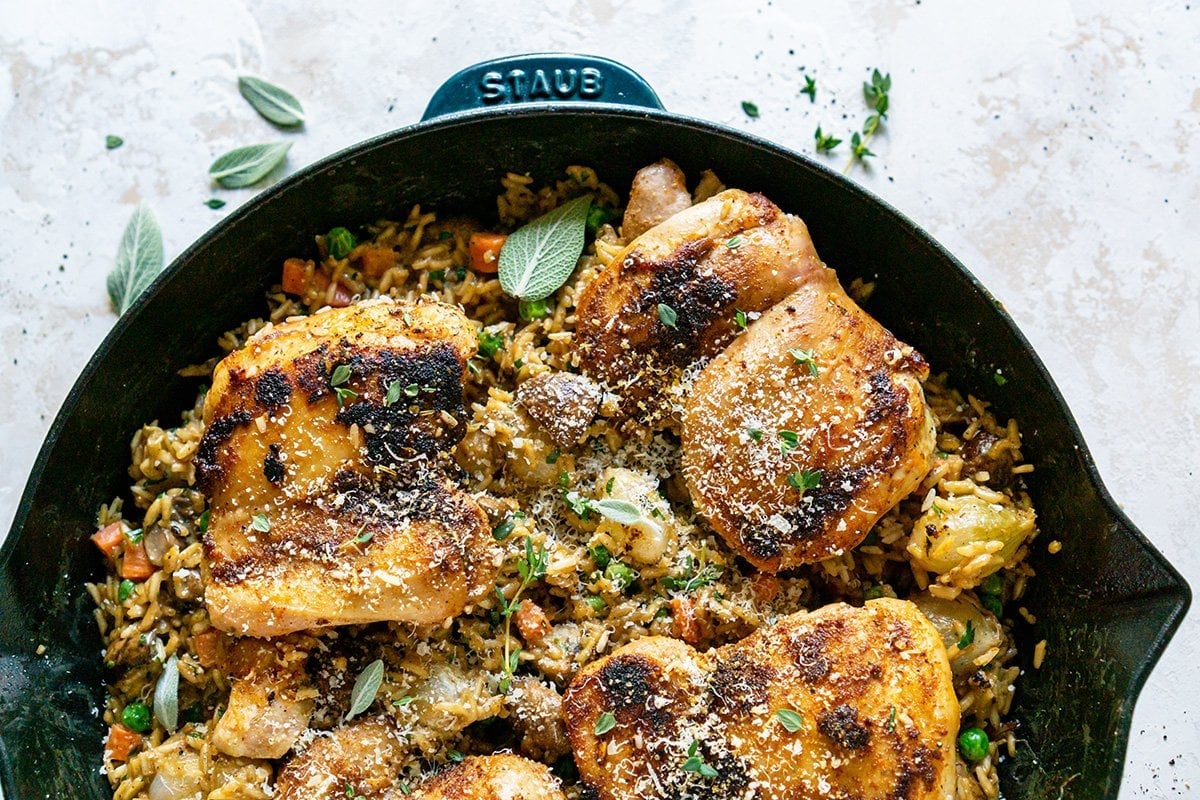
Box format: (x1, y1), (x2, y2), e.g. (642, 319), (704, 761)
(576, 188), (823, 426)
(196, 299), (499, 637)
(564, 599), (958, 800)
(621, 158), (693, 241)
(404, 754), (566, 800)
(682, 273), (936, 569)
(275, 717), (406, 800)
(212, 637), (314, 759)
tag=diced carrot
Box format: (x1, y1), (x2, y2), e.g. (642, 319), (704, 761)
(91, 522), (125, 558)
(121, 541), (155, 581)
(468, 233), (507, 274)
(191, 629), (224, 669)
(514, 599), (552, 644)
(750, 572), (782, 603)
(281, 257), (311, 295)
(105, 724), (142, 761)
(356, 244), (398, 279)
(670, 596), (703, 644)
(311, 271), (354, 308)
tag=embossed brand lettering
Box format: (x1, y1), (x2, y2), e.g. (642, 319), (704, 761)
(478, 66), (605, 103)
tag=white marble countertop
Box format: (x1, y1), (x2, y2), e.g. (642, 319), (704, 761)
(1, 1), (1195, 797)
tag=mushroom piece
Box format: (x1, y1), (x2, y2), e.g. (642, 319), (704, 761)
(515, 372), (603, 449)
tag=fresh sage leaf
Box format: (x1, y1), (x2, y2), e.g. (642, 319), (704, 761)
(776, 708), (803, 732)
(498, 194), (592, 301)
(346, 658), (385, 720)
(106, 204), (164, 315)
(153, 654), (180, 732)
(592, 499), (642, 526)
(238, 75), (306, 127)
(209, 142), (292, 188)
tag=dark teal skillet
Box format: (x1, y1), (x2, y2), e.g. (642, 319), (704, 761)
(0, 54), (1188, 799)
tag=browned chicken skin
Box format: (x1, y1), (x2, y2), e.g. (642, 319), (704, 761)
(576, 185), (824, 425)
(404, 754), (566, 800)
(211, 636), (314, 759)
(196, 299), (498, 637)
(682, 272), (936, 570)
(564, 599), (958, 800)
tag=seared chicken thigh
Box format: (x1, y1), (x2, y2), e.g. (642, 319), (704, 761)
(196, 299), (498, 637)
(275, 717), (407, 799)
(211, 637), (314, 759)
(682, 274), (936, 569)
(576, 186), (823, 425)
(564, 599), (958, 800)
(404, 754), (566, 800)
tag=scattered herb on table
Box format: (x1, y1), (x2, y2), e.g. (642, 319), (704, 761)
(238, 75), (306, 127)
(209, 142), (292, 188)
(498, 194), (592, 302)
(801, 74), (817, 102)
(105, 135), (124, 150)
(814, 126), (842, 154)
(204, 198), (226, 210)
(106, 204), (164, 315)
(741, 100), (760, 118)
(845, 69), (891, 172)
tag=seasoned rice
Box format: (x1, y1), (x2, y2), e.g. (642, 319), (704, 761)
(88, 166), (1042, 799)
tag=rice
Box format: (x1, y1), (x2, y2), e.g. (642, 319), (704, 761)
(87, 166), (1041, 800)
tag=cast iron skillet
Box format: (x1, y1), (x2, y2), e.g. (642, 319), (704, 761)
(0, 54), (1189, 799)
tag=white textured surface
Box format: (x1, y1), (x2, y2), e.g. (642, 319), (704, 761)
(0, 0), (1195, 796)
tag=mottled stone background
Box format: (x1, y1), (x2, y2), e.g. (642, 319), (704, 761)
(1, 0), (1195, 796)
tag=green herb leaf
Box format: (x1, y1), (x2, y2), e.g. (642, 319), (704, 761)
(354, 527), (375, 545)
(106, 204), (164, 315)
(238, 75), (306, 127)
(734, 309), (748, 330)
(153, 654), (180, 732)
(477, 330), (504, 358)
(384, 380), (402, 406)
(801, 74), (817, 102)
(105, 134), (124, 150)
(747, 427), (763, 441)
(118, 579), (135, 603)
(993, 370), (1008, 386)
(850, 131), (876, 161)
(741, 100), (760, 118)
(346, 658), (384, 720)
(726, 235), (743, 249)
(197, 509), (210, 532)
(605, 477), (615, 495)
(331, 364), (352, 386)
(789, 347), (820, 377)
(335, 387), (358, 408)
(593, 499), (642, 526)
(498, 194), (592, 301)
(125, 528), (143, 544)
(887, 704), (897, 732)
(657, 303), (678, 329)
(814, 126), (842, 154)
(661, 558), (722, 594)
(447, 749), (465, 763)
(393, 695), (415, 707)
(787, 469), (823, 493)
(776, 708), (803, 732)
(778, 430), (800, 453)
(545, 449), (561, 464)
(209, 142), (292, 189)
(594, 711), (617, 735)
(204, 198), (226, 210)
(588, 544), (612, 570)
(493, 518), (516, 541)
(251, 514), (271, 532)
(404, 383), (420, 397)
(957, 619), (975, 649)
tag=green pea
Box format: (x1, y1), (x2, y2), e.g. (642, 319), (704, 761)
(958, 727), (990, 762)
(477, 330), (504, 358)
(117, 579), (135, 603)
(121, 701), (152, 733)
(980, 573), (1003, 596)
(604, 561), (638, 592)
(519, 298), (550, 321)
(326, 227), (357, 260)
(583, 595), (606, 613)
(585, 205), (610, 236)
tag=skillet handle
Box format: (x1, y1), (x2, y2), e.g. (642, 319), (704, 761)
(421, 53), (664, 120)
